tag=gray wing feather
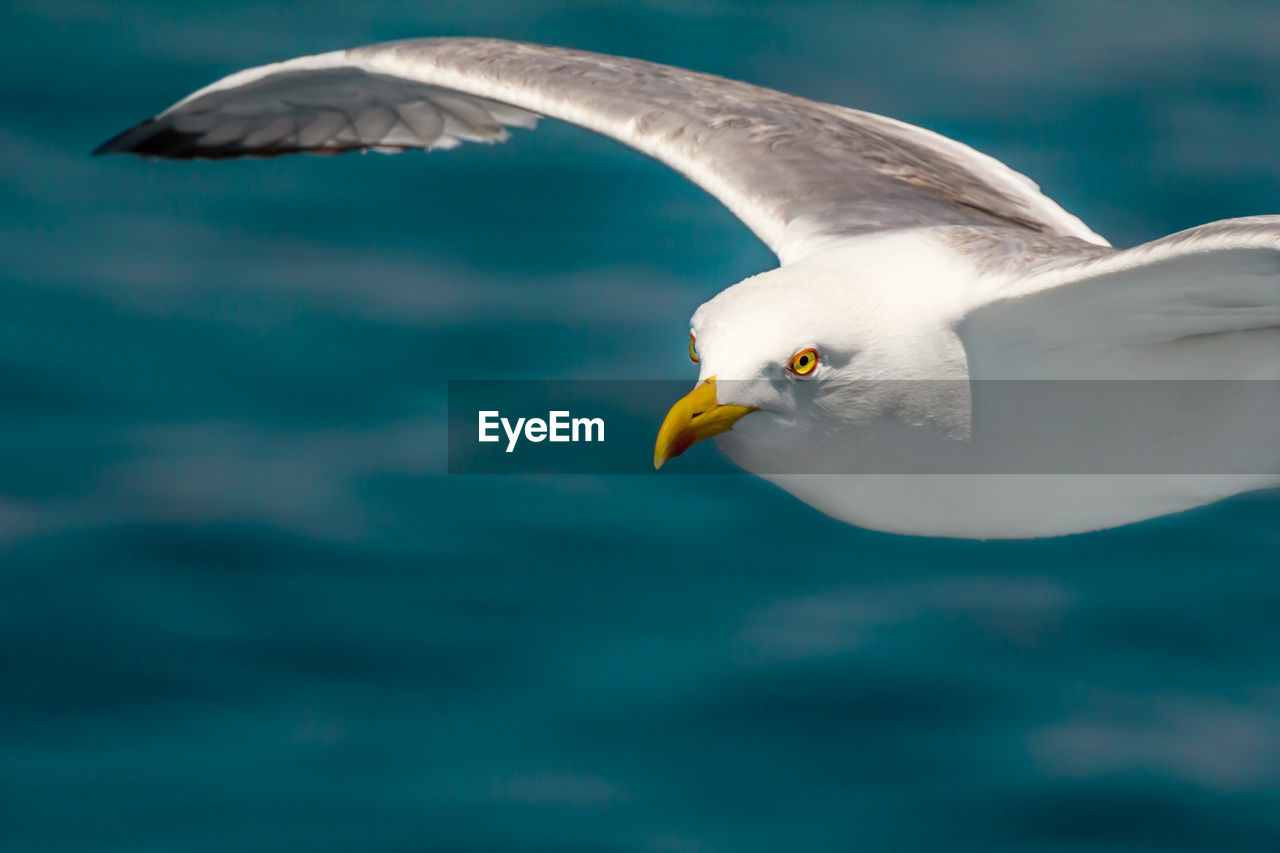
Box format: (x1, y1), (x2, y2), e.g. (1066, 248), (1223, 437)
(95, 38), (1106, 262)
(958, 216), (1280, 379)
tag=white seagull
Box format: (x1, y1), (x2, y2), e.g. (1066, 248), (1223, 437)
(96, 38), (1280, 538)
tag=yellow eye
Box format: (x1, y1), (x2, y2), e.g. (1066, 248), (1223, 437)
(788, 347), (819, 376)
(688, 333), (699, 363)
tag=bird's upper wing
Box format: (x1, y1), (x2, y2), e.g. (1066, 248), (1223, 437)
(94, 37), (1106, 264)
(957, 217), (1280, 379)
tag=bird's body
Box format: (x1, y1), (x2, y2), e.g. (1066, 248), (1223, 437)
(97, 38), (1280, 538)
(690, 230), (1280, 537)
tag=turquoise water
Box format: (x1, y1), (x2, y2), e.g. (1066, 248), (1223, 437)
(3, 2), (1280, 850)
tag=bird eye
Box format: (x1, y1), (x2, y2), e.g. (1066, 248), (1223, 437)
(788, 347), (819, 376)
(688, 333), (699, 364)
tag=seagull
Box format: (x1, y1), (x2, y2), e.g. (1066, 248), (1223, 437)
(96, 38), (1280, 538)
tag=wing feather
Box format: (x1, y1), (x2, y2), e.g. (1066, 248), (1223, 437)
(94, 37), (1106, 262)
(959, 217), (1280, 379)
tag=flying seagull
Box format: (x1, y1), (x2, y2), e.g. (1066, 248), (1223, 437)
(96, 38), (1280, 538)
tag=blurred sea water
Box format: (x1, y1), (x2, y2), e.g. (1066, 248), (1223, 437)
(3, 1), (1280, 850)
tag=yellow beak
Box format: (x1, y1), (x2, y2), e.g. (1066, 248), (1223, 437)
(653, 377), (757, 469)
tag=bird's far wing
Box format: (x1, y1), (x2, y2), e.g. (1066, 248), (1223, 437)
(957, 216), (1280, 379)
(95, 37), (1106, 264)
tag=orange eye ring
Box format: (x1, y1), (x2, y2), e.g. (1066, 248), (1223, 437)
(788, 347), (819, 376)
(688, 333), (699, 364)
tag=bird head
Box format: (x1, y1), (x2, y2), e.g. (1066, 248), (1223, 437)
(653, 262), (971, 473)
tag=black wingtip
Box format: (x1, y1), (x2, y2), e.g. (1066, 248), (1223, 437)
(92, 119), (157, 157)
(91, 118), (230, 160)
(91, 115), (371, 161)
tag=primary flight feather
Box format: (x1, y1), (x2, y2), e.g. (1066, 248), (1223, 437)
(97, 38), (1280, 538)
